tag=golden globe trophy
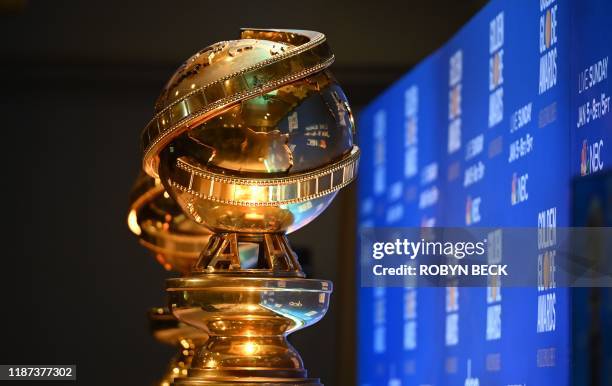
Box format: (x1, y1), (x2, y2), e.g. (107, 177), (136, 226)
(138, 29), (359, 385)
(128, 173), (210, 385)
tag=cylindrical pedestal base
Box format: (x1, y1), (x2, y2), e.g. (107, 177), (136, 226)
(167, 275), (332, 386)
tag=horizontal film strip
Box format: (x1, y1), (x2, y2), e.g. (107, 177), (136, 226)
(169, 146), (360, 206)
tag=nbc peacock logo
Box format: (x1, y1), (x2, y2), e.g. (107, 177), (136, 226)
(511, 172), (529, 205)
(581, 139), (588, 176)
(581, 138), (604, 176)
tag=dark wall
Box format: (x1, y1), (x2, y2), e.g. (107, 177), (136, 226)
(0, 1), (486, 385)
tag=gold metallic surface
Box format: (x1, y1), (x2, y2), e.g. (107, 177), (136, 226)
(193, 233), (304, 276)
(128, 173), (211, 273)
(158, 69), (358, 235)
(134, 28), (359, 386)
(167, 276), (331, 385)
(149, 308), (209, 386)
(142, 29), (335, 178)
(128, 177), (213, 384)
(169, 146), (359, 207)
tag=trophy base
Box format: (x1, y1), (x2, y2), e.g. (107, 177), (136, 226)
(166, 275), (332, 386)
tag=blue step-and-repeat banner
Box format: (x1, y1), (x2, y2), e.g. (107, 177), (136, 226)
(357, 0), (611, 384)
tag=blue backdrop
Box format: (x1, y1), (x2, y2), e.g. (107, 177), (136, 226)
(357, 0), (611, 384)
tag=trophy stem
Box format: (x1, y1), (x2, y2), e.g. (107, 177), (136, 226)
(193, 233), (304, 277)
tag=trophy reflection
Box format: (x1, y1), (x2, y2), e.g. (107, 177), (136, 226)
(137, 29), (359, 385)
(149, 307), (206, 386)
(128, 174), (210, 385)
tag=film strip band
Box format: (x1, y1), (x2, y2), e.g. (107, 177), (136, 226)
(142, 29), (335, 177)
(169, 146), (360, 207)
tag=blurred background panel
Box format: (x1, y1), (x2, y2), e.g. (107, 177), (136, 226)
(0, 1), (486, 385)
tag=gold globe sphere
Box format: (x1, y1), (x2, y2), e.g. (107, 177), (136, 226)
(146, 30), (358, 234)
(159, 69), (357, 234)
(154, 39), (293, 114)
